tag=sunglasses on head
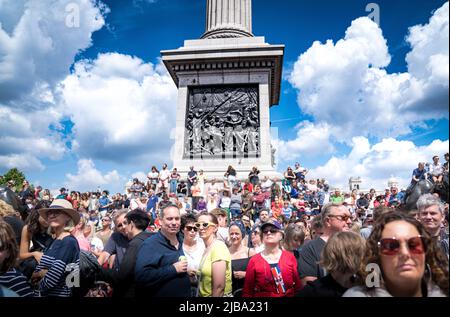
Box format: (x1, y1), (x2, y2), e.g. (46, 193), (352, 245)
(184, 225), (198, 232)
(194, 222), (215, 229)
(378, 236), (426, 256)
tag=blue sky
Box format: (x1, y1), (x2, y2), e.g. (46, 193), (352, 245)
(0, 0), (448, 193)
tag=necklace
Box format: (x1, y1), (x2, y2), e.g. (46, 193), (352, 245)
(262, 249), (282, 263)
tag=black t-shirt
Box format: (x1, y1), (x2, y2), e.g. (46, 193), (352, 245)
(295, 274), (348, 297)
(104, 232), (130, 271)
(297, 237), (326, 279)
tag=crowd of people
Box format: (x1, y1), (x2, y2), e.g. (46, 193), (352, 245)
(0, 154), (448, 298)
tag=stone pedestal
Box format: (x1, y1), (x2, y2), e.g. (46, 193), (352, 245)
(161, 1), (284, 181)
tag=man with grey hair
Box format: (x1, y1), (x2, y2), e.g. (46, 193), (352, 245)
(417, 194), (449, 257)
(297, 203), (353, 284)
(98, 209), (130, 270)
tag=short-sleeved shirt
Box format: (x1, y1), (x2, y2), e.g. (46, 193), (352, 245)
(98, 196), (111, 211)
(429, 163), (443, 176)
(330, 195), (344, 204)
(159, 169), (171, 181)
(198, 241), (232, 297)
(187, 171), (197, 184)
(104, 232), (129, 270)
(297, 237), (326, 279)
(412, 168), (426, 183)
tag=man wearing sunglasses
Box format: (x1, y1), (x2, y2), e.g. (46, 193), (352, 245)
(98, 210), (130, 271)
(134, 204), (191, 297)
(297, 203), (352, 285)
(417, 194), (449, 258)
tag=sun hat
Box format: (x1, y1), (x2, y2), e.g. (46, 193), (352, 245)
(39, 199), (80, 225)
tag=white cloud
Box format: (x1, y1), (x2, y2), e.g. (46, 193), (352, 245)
(288, 3), (449, 141)
(0, 0), (106, 103)
(273, 121), (335, 161)
(64, 158), (123, 192)
(0, 153), (44, 171)
(308, 137), (449, 191)
(0, 0), (106, 172)
(0, 106), (67, 171)
(60, 52), (178, 165)
(131, 171), (147, 183)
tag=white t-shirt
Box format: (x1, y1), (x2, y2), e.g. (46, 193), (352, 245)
(183, 237), (205, 271)
(90, 236), (104, 253)
(429, 163), (443, 176)
(261, 180), (273, 191)
(159, 169), (171, 181)
(219, 197), (231, 209)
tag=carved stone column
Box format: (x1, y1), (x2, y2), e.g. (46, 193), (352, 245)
(202, 0), (253, 39)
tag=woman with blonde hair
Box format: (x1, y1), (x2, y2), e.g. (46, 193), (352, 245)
(31, 199), (80, 297)
(282, 223), (305, 260)
(344, 211), (448, 297)
(296, 231), (366, 297)
(197, 212), (232, 297)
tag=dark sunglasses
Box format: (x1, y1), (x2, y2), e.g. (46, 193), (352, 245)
(327, 214), (352, 222)
(378, 236), (426, 256)
(262, 228), (279, 235)
(184, 225), (198, 232)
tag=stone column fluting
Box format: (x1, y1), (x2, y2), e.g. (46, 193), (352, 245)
(202, 0), (253, 39)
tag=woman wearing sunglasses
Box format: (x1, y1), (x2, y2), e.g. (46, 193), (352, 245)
(242, 220), (302, 297)
(181, 214), (205, 296)
(32, 199), (80, 297)
(196, 212), (232, 297)
(344, 211), (448, 297)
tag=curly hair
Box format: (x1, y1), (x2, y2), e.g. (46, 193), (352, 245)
(0, 200), (16, 218)
(356, 211), (449, 296)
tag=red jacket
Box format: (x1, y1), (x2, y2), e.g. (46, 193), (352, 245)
(242, 250), (302, 297)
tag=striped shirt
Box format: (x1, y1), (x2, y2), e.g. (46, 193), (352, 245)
(34, 235), (80, 297)
(0, 268), (33, 297)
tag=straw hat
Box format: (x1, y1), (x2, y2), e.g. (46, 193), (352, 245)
(39, 199), (80, 225)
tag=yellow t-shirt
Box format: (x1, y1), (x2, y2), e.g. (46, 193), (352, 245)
(198, 240), (232, 297)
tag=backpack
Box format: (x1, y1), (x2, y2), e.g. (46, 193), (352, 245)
(72, 250), (101, 297)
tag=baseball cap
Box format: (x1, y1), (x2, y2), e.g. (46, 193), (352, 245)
(260, 220), (283, 232)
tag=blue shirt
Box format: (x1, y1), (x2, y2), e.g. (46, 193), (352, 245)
(317, 191), (325, 205)
(146, 195), (159, 213)
(412, 168), (426, 183)
(98, 196), (111, 211)
(134, 231), (190, 297)
(290, 187), (299, 199)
